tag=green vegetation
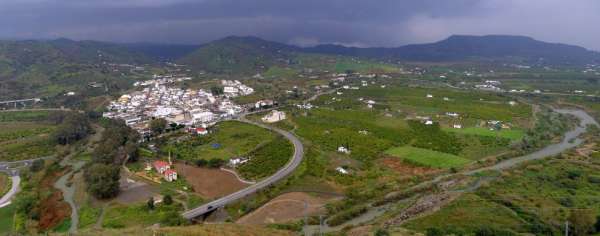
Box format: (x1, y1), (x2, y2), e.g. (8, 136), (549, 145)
(405, 194), (525, 234)
(0, 111), (51, 122)
(237, 137), (293, 180)
(162, 121), (276, 162)
(444, 127), (525, 141)
(102, 202), (185, 229)
(0, 173), (10, 197)
(407, 157), (600, 235)
(85, 119), (139, 199)
(0, 204), (16, 234)
(384, 146), (471, 169)
(78, 205), (102, 229)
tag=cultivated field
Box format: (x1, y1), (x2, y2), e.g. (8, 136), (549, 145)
(175, 163), (249, 199)
(164, 121), (276, 162)
(384, 146), (471, 169)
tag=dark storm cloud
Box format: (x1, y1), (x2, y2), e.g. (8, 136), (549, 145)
(1, 0), (599, 50)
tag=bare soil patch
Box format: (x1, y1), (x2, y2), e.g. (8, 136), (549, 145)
(175, 163), (249, 199)
(380, 157), (439, 176)
(237, 192), (337, 224)
(38, 170), (71, 230)
(114, 176), (159, 204)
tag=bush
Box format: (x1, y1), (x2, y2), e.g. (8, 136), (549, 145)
(588, 175), (600, 184)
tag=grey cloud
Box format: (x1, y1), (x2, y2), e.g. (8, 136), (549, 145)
(0, 0), (599, 50)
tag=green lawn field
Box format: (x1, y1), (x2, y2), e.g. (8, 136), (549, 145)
(384, 146), (471, 168)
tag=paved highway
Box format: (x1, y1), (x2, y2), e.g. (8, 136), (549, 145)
(182, 117), (304, 219)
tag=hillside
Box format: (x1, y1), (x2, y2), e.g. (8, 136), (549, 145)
(56, 224), (294, 236)
(0, 39), (152, 100)
(177, 36), (298, 74)
(303, 35), (600, 65)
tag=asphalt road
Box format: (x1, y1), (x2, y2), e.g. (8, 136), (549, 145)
(0, 157), (51, 208)
(182, 117), (304, 219)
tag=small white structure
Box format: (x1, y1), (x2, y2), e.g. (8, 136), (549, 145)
(164, 169), (178, 182)
(336, 167), (349, 175)
(425, 120), (434, 125)
(453, 124), (462, 129)
(443, 97), (450, 101)
(229, 157), (249, 167)
(426, 94), (434, 98)
(66, 91), (76, 96)
(262, 110), (286, 123)
(337, 146), (350, 154)
(508, 101), (517, 106)
(446, 112), (459, 117)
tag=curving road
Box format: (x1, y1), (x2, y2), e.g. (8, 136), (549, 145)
(182, 117), (304, 220)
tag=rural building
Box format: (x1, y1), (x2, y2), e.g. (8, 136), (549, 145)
(188, 127), (208, 135)
(153, 160), (170, 174)
(164, 169), (178, 182)
(453, 124), (462, 129)
(229, 157), (249, 167)
(336, 167), (349, 174)
(262, 110), (286, 123)
(337, 146), (350, 154)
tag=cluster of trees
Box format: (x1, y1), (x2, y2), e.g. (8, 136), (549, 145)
(194, 158), (225, 168)
(408, 120), (463, 155)
(515, 109), (573, 152)
(84, 119), (139, 199)
(50, 112), (92, 145)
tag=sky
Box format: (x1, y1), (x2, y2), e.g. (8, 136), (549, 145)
(0, 0), (599, 50)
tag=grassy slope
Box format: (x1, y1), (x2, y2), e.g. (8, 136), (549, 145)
(67, 224), (294, 236)
(404, 193), (525, 232)
(384, 146), (471, 169)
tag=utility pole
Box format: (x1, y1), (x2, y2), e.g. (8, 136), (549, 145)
(565, 220), (569, 236)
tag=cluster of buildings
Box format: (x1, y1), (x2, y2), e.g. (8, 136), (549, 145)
(133, 74), (192, 87)
(222, 80), (254, 97)
(149, 160), (178, 182)
(103, 80), (251, 135)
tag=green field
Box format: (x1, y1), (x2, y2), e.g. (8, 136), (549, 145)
(237, 137), (293, 180)
(102, 202), (183, 229)
(0, 111), (52, 122)
(404, 194), (525, 234)
(163, 121), (276, 161)
(443, 127), (525, 141)
(384, 146), (471, 168)
(0, 204), (15, 234)
(0, 121), (56, 161)
(0, 173), (9, 197)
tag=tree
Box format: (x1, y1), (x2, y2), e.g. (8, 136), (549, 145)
(569, 209), (596, 236)
(147, 197), (155, 210)
(375, 228), (389, 236)
(195, 159), (207, 167)
(53, 112), (92, 145)
(207, 158), (225, 168)
(210, 86), (224, 95)
(84, 163), (121, 199)
(163, 194), (173, 205)
(29, 159), (44, 172)
(150, 118), (167, 135)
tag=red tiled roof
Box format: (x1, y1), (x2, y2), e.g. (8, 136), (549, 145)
(153, 160), (169, 168)
(164, 169), (177, 175)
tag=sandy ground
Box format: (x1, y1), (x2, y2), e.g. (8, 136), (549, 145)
(114, 176), (159, 204)
(174, 163), (249, 199)
(237, 192), (337, 224)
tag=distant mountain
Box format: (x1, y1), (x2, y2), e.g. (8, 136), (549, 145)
(175, 35), (600, 74)
(177, 36), (298, 73)
(303, 35), (600, 65)
(123, 43), (200, 61)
